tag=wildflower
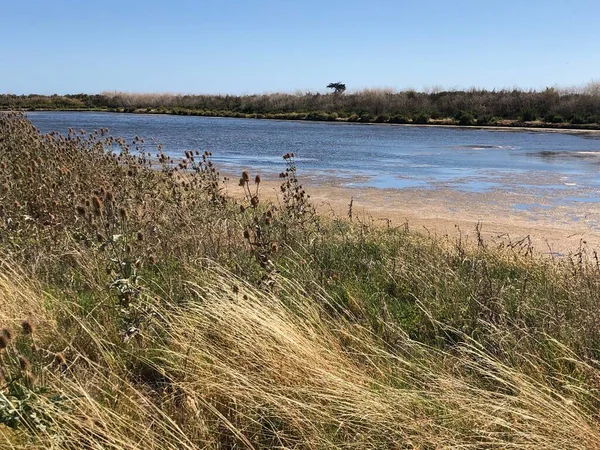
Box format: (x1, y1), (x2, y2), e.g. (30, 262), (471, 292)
(241, 171), (250, 182)
(255, 174), (261, 184)
(251, 196), (259, 207)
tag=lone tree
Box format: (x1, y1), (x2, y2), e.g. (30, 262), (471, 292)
(327, 82), (346, 94)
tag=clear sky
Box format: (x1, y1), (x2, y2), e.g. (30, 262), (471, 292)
(2, 0), (599, 95)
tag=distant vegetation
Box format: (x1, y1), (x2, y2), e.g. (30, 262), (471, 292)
(2, 112), (600, 447)
(2, 82), (600, 128)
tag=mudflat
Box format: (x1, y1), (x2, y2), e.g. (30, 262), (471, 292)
(238, 174), (600, 256)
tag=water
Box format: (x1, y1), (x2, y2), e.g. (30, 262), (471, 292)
(26, 112), (600, 204)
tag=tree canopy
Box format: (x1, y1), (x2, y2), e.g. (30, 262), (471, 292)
(327, 82), (346, 94)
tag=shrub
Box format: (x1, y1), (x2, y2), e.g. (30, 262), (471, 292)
(545, 112), (564, 124)
(413, 113), (430, 124)
(389, 114), (410, 124)
(476, 115), (494, 126)
(570, 115), (585, 125)
(586, 114), (600, 124)
(520, 109), (537, 122)
(457, 111), (475, 126)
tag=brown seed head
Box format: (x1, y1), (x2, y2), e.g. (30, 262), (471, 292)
(241, 171), (250, 182)
(19, 355), (31, 371)
(255, 174), (261, 184)
(24, 371), (35, 388)
(243, 229), (250, 240)
(21, 320), (34, 335)
(137, 231), (144, 241)
(2, 328), (12, 341)
(251, 196), (259, 207)
(54, 352), (67, 366)
(0, 335), (8, 350)
(92, 196), (103, 216)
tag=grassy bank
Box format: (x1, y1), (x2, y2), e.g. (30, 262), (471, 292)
(2, 112), (600, 448)
(3, 85), (600, 130)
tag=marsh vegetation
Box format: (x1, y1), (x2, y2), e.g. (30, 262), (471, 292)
(3, 82), (600, 129)
(1, 113), (600, 448)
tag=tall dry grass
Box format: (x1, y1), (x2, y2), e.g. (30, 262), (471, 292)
(1, 263), (600, 449)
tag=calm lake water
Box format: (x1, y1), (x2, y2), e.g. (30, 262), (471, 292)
(27, 111), (600, 203)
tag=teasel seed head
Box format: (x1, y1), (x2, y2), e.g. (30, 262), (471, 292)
(91, 196), (103, 217)
(54, 352), (67, 367)
(21, 320), (34, 335)
(2, 328), (12, 341)
(19, 355), (31, 371)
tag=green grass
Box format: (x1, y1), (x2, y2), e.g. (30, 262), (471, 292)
(2, 112), (600, 448)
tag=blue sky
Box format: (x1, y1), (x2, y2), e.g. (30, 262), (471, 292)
(1, 0), (599, 94)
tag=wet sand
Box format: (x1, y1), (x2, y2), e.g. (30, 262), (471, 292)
(232, 174), (600, 256)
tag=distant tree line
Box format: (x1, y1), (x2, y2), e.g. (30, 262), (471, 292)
(2, 85), (600, 127)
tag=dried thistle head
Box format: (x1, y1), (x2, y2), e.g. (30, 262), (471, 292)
(0, 335), (8, 350)
(1, 328), (12, 341)
(92, 195), (103, 217)
(251, 196), (259, 207)
(21, 320), (34, 335)
(241, 171), (250, 182)
(254, 174), (261, 184)
(19, 355), (31, 371)
(54, 352), (66, 366)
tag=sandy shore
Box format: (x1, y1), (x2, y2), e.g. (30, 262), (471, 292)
(229, 173), (600, 256)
